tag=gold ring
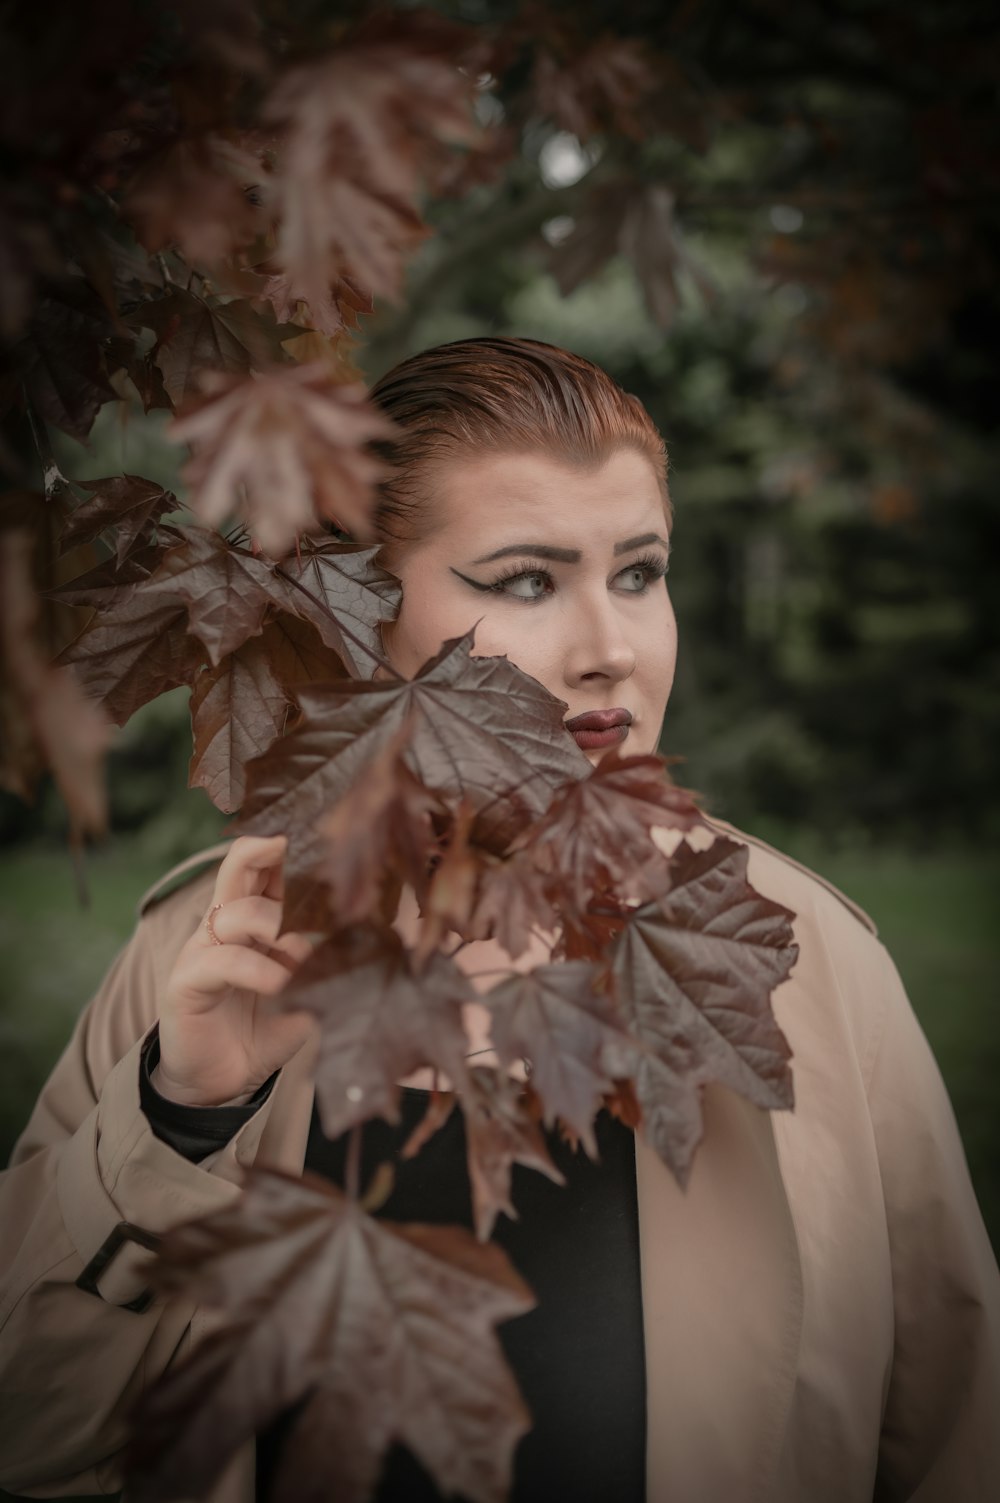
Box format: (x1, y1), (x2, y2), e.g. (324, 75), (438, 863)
(205, 902), (225, 945)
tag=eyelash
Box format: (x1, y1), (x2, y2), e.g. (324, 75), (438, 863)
(486, 552), (669, 601)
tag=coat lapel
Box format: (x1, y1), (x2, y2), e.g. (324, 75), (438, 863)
(636, 1085), (804, 1503)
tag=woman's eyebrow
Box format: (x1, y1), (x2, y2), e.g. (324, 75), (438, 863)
(470, 532), (669, 566)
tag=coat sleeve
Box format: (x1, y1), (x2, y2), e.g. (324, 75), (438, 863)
(867, 943), (1000, 1501)
(0, 875), (267, 1498)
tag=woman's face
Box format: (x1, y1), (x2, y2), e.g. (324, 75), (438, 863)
(380, 448), (677, 765)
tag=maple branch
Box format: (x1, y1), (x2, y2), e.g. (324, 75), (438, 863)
(271, 561), (403, 680)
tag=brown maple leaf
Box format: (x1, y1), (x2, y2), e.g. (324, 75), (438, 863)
(485, 961), (633, 1158)
(138, 527), (304, 666)
(465, 847), (559, 961)
(278, 925), (474, 1139)
(550, 179), (715, 331)
(49, 538), (176, 608)
(15, 279), (118, 441)
(170, 363), (395, 556)
(608, 835), (797, 1185)
(533, 35), (656, 140)
(131, 286), (302, 408)
(189, 612), (344, 813)
(236, 632), (590, 928)
(521, 745), (705, 914)
(106, 334), (172, 414)
(457, 1067), (565, 1242)
(58, 565), (205, 727)
(0, 531), (110, 834)
(412, 799), (483, 967)
(58, 474), (178, 567)
(275, 539), (401, 679)
(127, 1169), (534, 1503)
(263, 13), (481, 315)
(315, 721), (443, 930)
(123, 135), (266, 267)
(253, 262), (375, 338)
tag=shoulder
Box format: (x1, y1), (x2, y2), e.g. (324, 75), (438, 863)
(137, 842), (232, 920)
(132, 842), (232, 965)
(703, 814), (879, 941)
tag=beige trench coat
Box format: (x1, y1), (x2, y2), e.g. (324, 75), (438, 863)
(1, 820), (998, 1502)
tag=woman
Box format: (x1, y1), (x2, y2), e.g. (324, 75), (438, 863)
(0, 338), (997, 1503)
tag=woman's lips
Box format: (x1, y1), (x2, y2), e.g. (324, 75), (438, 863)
(571, 723), (630, 750)
(565, 707), (632, 751)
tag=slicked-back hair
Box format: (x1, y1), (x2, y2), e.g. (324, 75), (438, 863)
(368, 336), (670, 544)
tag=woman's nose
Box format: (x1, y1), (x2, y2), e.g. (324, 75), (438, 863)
(562, 597), (637, 686)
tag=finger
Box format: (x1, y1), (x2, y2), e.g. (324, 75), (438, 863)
(199, 894), (283, 951)
(268, 931), (316, 972)
(212, 835), (287, 906)
(174, 943), (302, 1003)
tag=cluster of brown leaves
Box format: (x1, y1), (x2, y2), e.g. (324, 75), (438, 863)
(3, 2), (497, 568)
(51, 490), (401, 812)
(29, 440), (798, 1503)
(0, 7), (806, 1500)
(118, 642), (798, 1499)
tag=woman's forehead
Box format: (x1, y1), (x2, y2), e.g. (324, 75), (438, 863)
(427, 449), (668, 549)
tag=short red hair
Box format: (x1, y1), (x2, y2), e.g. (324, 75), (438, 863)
(369, 336), (670, 544)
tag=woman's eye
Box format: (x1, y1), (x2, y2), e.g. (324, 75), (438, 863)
(500, 571), (551, 600)
(617, 559), (667, 593)
(621, 566), (649, 592)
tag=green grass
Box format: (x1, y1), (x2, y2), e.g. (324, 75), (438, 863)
(0, 841), (169, 1165)
(2, 833), (998, 1252)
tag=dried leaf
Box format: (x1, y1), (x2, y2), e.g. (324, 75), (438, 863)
(279, 925), (474, 1139)
(236, 633), (591, 927)
(15, 279), (117, 441)
(413, 800), (483, 966)
(522, 745), (704, 913)
(486, 962), (632, 1157)
(316, 722), (442, 929)
(50, 539), (173, 608)
(59, 474), (178, 566)
(123, 136), (265, 266)
(139, 527), (299, 665)
(550, 180), (714, 331)
(264, 14), (481, 312)
(609, 836), (797, 1184)
(170, 363), (395, 556)
(58, 585), (204, 727)
(189, 613), (344, 813)
(533, 37), (655, 139)
(254, 263), (375, 338)
(132, 287), (301, 407)
(465, 849), (559, 962)
(276, 539), (401, 678)
(458, 1067), (565, 1241)
(127, 1169), (534, 1503)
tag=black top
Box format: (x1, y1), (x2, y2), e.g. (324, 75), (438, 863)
(141, 1036), (647, 1502)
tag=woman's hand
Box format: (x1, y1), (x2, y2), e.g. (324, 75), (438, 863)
(156, 835), (317, 1106)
